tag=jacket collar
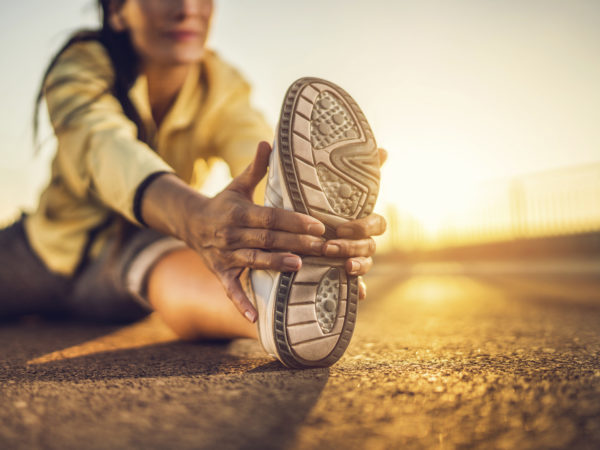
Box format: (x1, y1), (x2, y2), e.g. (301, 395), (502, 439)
(127, 61), (203, 137)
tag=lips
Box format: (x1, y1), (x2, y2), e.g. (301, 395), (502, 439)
(166, 30), (201, 41)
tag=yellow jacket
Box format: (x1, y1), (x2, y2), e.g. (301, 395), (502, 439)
(25, 40), (273, 276)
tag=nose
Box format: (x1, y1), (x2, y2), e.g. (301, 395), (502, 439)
(172, 0), (212, 19)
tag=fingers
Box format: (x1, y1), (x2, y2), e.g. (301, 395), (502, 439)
(227, 141), (272, 197)
(242, 204), (325, 236)
(229, 249), (302, 272)
(336, 213), (387, 239)
(221, 271), (257, 322)
(346, 256), (373, 276)
(322, 237), (375, 258)
(358, 276), (367, 301)
(378, 148), (388, 167)
(219, 228), (324, 255)
(218, 249), (305, 322)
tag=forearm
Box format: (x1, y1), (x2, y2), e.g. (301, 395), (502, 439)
(140, 173), (208, 241)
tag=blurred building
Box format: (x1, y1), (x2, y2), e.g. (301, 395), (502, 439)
(381, 163), (600, 252)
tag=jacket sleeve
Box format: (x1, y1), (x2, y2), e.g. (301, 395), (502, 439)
(208, 77), (274, 179)
(43, 41), (174, 225)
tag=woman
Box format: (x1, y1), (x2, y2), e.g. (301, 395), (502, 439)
(0, 0), (385, 367)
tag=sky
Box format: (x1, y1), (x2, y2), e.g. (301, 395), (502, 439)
(0, 0), (599, 229)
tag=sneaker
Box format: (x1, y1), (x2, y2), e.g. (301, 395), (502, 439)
(249, 77), (380, 368)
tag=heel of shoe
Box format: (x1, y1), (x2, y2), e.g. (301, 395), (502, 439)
(273, 257), (358, 368)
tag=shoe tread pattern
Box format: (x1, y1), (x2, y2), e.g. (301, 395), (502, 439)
(274, 265), (358, 369)
(277, 77), (380, 239)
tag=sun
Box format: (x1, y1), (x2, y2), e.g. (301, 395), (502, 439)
(377, 144), (481, 246)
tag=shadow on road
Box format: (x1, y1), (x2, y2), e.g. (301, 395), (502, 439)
(1, 323), (331, 450)
(7, 340), (247, 381)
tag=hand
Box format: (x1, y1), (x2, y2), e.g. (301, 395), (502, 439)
(322, 148), (389, 301)
(181, 141), (327, 322)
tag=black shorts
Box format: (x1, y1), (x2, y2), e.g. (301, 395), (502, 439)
(0, 216), (185, 323)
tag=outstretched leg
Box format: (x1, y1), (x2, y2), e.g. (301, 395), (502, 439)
(147, 248), (258, 341)
(0, 218), (71, 320)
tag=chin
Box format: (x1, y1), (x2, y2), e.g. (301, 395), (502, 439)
(167, 53), (204, 66)
(168, 44), (206, 65)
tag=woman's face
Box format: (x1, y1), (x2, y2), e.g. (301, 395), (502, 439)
(111, 0), (214, 66)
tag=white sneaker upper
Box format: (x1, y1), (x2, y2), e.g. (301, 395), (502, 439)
(248, 134), (290, 359)
(248, 267), (278, 357)
(263, 131), (290, 211)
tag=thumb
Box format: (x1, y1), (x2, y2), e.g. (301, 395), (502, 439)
(228, 141), (272, 197)
(378, 148), (388, 167)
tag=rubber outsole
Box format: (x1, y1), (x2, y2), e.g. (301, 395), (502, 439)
(273, 77), (379, 368)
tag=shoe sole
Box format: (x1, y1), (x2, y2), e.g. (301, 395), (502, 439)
(273, 77), (380, 368)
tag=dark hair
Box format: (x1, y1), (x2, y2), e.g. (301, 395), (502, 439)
(33, 0), (149, 150)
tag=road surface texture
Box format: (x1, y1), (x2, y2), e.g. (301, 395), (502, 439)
(1, 259), (599, 449)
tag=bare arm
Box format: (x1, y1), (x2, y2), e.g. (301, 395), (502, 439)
(140, 141), (326, 322)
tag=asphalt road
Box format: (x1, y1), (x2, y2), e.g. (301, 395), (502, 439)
(1, 260), (599, 449)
